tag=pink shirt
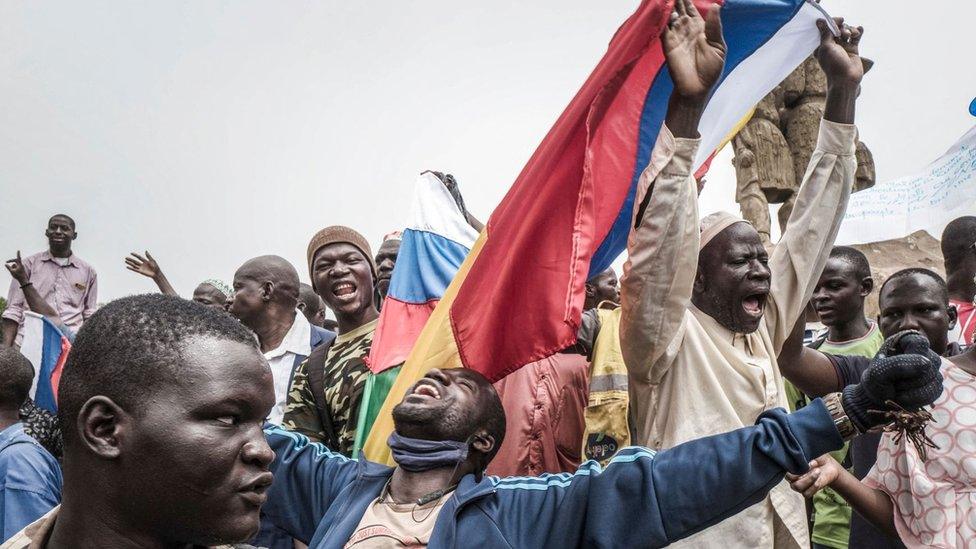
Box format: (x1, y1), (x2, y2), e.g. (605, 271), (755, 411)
(3, 251), (98, 344)
(865, 361), (976, 548)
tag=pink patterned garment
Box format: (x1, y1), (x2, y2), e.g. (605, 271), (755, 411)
(865, 360), (976, 548)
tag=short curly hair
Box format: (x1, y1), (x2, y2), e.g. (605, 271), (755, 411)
(0, 348), (34, 409)
(57, 294), (259, 446)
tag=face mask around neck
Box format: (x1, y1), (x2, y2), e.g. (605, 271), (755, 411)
(387, 432), (470, 473)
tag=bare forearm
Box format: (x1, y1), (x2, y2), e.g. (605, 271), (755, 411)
(21, 285), (59, 319)
(1, 319), (16, 347)
(664, 97), (706, 139)
(778, 314), (840, 397)
(152, 273), (179, 297)
(823, 84), (858, 125)
(831, 468), (899, 540)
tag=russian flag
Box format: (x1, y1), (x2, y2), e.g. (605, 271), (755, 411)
(19, 312), (72, 413)
(368, 172), (479, 373)
(363, 0), (832, 464)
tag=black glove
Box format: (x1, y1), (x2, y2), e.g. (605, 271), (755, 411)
(841, 330), (943, 432)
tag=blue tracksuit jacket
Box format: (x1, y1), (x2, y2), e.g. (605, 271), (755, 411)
(262, 399), (842, 548)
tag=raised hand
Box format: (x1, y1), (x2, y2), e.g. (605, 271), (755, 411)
(841, 330), (943, 433)
(663, 0), (727, 102)
(125, 251), (163, 280)
(817, 17), (864, 124)
(4, 251), (28, 285)
(816, 18), (864, 88)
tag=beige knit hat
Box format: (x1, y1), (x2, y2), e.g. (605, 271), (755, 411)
(306, 225), (377, 281)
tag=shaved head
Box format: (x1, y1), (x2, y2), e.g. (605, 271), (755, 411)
(228, 255), (301, 328)
(236, 255), (300, 305)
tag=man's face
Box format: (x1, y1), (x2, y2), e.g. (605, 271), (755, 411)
(228, 274), (266, 327)
(45, 216), (76, 251)
(878, 274), (956, 355)
(312, 243), (375, 318)
(374, 240), (401, 299)
(300, 297), (327, 328)
(392, 368), (488, 442)
(587, 268), (620, 306)
(123, 337), (275, 545)
(812, 258), (869, 327)
(193, 283), (228, 312)
(695, 223), (771, 334)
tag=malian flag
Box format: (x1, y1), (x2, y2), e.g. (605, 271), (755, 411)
(19, 312), (72, 413)
(363, 0), (832, 464)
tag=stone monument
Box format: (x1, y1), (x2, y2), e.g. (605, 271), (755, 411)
(732, 55), (876, 244)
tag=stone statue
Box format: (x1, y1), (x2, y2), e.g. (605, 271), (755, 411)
(731, 86), (795, 246)
(732, 55), (875, 240)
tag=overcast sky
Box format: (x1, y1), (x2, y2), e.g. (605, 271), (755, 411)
(2, 1), (974, 301)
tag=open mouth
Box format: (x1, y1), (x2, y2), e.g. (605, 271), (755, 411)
(741, 293), (768, 318)
(410, 380), (442, 400)
(331, 280), (358, 299)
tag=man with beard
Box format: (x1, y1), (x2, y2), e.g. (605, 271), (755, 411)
(780, 268), (959, 548)
(618, 8), (864, 548)
(260, 329), (943, 548)
(1, 294), (275, 549)
(283, 227), (380, 455)
(3, 215), (97, 348)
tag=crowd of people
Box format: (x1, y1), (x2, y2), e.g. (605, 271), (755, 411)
(0, 4), (974, 548)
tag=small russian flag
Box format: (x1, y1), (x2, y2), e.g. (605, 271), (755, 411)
(19, 312), (72, 413)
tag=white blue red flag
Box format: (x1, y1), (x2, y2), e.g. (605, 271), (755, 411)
(367, 172), (479, 373)
(19, 312), (72, 413)
(364, 0), (833, 463)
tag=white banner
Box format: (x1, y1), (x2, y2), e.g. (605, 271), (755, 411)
(836, 125), (976, 245)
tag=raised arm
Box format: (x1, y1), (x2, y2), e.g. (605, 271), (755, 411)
(766, 20), (863, 351)
(5, 252), (59, 322)
(777, 306), (842, 397)
(619, 0), (725, 382)
(124, 251), (179, 297)
(261, 425), (362, 543)
(496, 328), (942, 548)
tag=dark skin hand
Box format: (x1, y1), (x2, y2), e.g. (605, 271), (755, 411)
(816, 18), (864, 124)
(5, 251), (61, 321)
(662, 0), (727, 139)
(125, 251), (179, 297)
(786, 455), (898, 540)
(779, 272), (955, 398)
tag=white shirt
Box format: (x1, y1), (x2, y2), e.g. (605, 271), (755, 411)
(619, 120), (856, 549)
(264, 311), (312, 424)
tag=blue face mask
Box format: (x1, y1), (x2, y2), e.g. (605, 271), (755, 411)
(388, 432), (470, 472)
